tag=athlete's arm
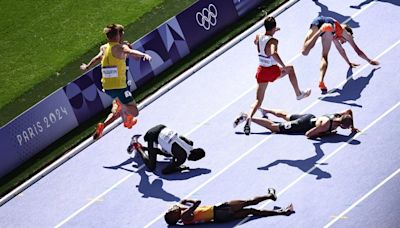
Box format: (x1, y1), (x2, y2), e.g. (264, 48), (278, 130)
(306, 125), (327, 138)
(344, 33), (379, 65)
(122, 45), (152, 61)
(267, 38), (286, 68)
(333, 39), (359, 68)
(80, 45), (105, 71)
(181, 199), (201, 222)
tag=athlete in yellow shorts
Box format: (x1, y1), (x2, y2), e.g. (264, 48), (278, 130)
(80, 24), (151, 139)
(164, 188), (294, 225)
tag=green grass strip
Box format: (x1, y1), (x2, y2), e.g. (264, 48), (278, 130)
(0, 0), (286, 198)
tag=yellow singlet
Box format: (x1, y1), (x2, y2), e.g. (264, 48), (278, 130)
(183, 206), (214, 224)
(101, 42), (127, 90)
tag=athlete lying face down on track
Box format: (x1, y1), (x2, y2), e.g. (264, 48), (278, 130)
(164, 188), (294, 225)
(234, 108), (360, 138)
(127, 124), (205, 174)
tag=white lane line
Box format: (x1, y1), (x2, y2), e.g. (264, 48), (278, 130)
(144, 35), (400, 228)
(236, 101), (400, 226)
(324, 168), (400, 228)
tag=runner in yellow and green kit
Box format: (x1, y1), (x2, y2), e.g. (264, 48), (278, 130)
(81, 24), (151, 139)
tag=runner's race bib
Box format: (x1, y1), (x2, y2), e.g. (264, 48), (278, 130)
(102, 66), (118, 78)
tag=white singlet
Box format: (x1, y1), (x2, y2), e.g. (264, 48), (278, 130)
(158, 127), (192, 155)
(258, 34), (278, 67)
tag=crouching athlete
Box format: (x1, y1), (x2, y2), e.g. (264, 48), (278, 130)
(127, 124), (205, 174)
(164, 188), (294, 225)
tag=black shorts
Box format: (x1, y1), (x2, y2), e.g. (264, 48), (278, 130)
(278, 114), (316, 134)
(213, 203), (234, 223)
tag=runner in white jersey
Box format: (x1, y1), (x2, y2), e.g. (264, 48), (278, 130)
(127, 124), (205, 174)
(233, 16), (311, 135)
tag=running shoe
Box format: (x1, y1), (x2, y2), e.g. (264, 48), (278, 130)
(258, 108), (269, 119)
(124, 115), (137, 129)
(319, 81), (327, 94)
(296, 88), (311, 100)
(233, 112), (248, 128)
(244, 119), (251, 135)
(268, 188), (277, 201)
(93, 123), (105, 140)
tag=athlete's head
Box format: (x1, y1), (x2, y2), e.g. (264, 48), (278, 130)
(340, 114), (353, 129)
(164, 205), (181, 225)
(337, 24), (353, 44)
(188, 148), (205, 161)
(264, 16), (277, 33)
(103, 24), (124, 41)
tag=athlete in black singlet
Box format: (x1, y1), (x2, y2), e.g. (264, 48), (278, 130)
(237, 108), (359, 138)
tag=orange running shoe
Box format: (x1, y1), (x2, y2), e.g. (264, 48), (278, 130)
(123, 115), (137, 129)
(319, 81), (328, 94)
(93, 123), (105, 140)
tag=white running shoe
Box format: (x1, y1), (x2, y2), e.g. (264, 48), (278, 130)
(233, 112), (248, 128)
(258, 108), (269, 118)
(296, 89), (311, 100)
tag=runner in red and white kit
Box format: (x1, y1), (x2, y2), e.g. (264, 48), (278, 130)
(234, 16), (311, 135)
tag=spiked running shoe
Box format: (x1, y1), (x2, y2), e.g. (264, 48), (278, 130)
(233, 112), (248, 128)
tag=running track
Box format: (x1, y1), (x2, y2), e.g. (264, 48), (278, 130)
(1, 0), (399, 227)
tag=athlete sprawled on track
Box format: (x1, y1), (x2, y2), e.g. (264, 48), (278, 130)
(127, 124), (205, 174)
(164, 188), (294, 225)
(234, 108), (359, 138)
(235, 16), (311, 136)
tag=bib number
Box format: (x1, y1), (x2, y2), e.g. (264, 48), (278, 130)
(102, 66), (118, 78)
(283, 122), (292, 129)
(124, 91), (132, 98)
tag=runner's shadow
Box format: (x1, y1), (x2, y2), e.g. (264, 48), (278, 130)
(153, 161), (211, 181)
(167, 210), (290, 227)
(136, 167), (180, 202)
(103, 156), (139, 172)
(103, 154), (181, 202)
(320, 68), (380, 107)
(313, 0), (360, 28)
(257, 133), (360, 179)
(235, 131), (272, 135)
(350, 0), (400, 9)
(258, 142), (331, 179)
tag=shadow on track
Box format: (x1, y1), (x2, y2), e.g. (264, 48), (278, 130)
(257, 133), (361, 179)
(313, 0), (360, 28)
(320, 67), (380, 107)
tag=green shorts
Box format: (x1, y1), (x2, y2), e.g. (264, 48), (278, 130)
(104, 87), (134, 104)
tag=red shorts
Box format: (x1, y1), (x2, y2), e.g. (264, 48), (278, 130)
(255, 65), (281, 83)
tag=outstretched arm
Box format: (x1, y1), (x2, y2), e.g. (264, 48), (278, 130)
(333, 39), (359, 68)
(80, 45), (105, 71)
(122, 45), (152, 61)
(344, 33), (379, 65)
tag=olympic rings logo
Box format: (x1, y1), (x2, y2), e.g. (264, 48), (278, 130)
(196, 4), (218, 31)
